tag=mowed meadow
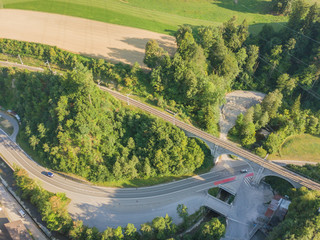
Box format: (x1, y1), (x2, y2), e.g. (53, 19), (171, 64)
(269, 134), (320, 162)
(2, 0), (287, 34)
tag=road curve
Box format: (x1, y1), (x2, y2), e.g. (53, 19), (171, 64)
(0, 129), (247, 199)
(100, 86), (320, 191)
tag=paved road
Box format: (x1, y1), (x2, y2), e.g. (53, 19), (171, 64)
(0, 127), (252, 229)
(0, 129), (248, 199)
(100, 87), (320, 191)
(0, 184), (49, 240)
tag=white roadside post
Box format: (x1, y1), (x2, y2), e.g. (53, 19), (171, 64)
(173, 113), (177, 125)
(18, 54), (23, 65)
(127, 93), (131, 105)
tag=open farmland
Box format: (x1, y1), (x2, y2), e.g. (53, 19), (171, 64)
(0, 9), (177, 66)
(2, 0), (287, 34)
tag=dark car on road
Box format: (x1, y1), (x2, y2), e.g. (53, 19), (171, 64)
(46, 171), (54, 177)
(240, 169), (248, 173)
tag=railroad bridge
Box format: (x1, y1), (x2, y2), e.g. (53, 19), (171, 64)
(104, 87), (320, 191)
(184, 131), (302, 189)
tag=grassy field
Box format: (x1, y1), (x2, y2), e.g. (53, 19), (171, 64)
(2, 0), (287, 34)
(269, 134), (320, 162)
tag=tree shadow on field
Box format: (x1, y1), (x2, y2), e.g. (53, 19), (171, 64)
(107, 47), (145, 66)
(248, 22), (286, 34)
(81, 48), (145, 67)
(121, 36), (176, 55)
(212, 0), (271, 14)
(164, 29), (177, 37)
(79, 36), (176, 68)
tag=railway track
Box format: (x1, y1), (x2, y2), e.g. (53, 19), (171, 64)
(100, 86), (320, 191)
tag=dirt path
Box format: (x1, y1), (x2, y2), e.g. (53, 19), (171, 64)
(0, 9), (176, 66)
(219, 91), (266, 140)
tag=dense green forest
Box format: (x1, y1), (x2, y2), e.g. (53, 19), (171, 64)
(0, 65), (209, 183)
(1, 0), (319, 146)
(14, 168), (225, 240)
(267, 187), (320, 240)
(226, 0), (320, 156)
(144, 0), (320, 145)
(15, 167), (72, 233)
(144, 17), (251, 135)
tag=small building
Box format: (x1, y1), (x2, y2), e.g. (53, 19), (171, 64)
(0, 207), (10, 240)
(265, 195), (282, 218)
(265, 195), (291, 227)
(4, 220), (32, 240)
(256, 128), (271, 140)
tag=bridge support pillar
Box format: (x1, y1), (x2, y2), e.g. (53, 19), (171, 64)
(252, 167), (265, 185)
(211, 145), (219, 164)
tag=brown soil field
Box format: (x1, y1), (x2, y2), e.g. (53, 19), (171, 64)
(0, 9), (176, 66)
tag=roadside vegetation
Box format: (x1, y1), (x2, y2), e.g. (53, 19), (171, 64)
(208, 188), (220, 198)
(14, 168), (225, 240)
(2, 0), (286, 34)
(14, 167), (72, 233)
(286, 163), (320, 183)
(263, 176), (320, 239)
(267, 187), (320, 240)
(263, 176), (294, 196)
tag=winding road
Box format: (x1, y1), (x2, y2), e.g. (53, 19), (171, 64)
(0, 127), (247, 199)
(0, 116), (248, 229)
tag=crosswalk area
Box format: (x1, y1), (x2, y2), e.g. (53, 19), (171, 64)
(244, 176), (253, 187)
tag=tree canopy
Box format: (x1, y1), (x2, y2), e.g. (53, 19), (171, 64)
(0, 65), (208, 183)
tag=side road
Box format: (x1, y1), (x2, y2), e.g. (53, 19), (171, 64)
(0, 182), (49, 240)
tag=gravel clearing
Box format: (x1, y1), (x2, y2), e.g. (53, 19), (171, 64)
(220, 90), (266, 141)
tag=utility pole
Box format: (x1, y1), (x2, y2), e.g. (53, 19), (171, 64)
(173, 113), (177, 125)
(18, 54), (23, 65)
(127, 93), (131, 105)
(45, 60), (52, 72)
